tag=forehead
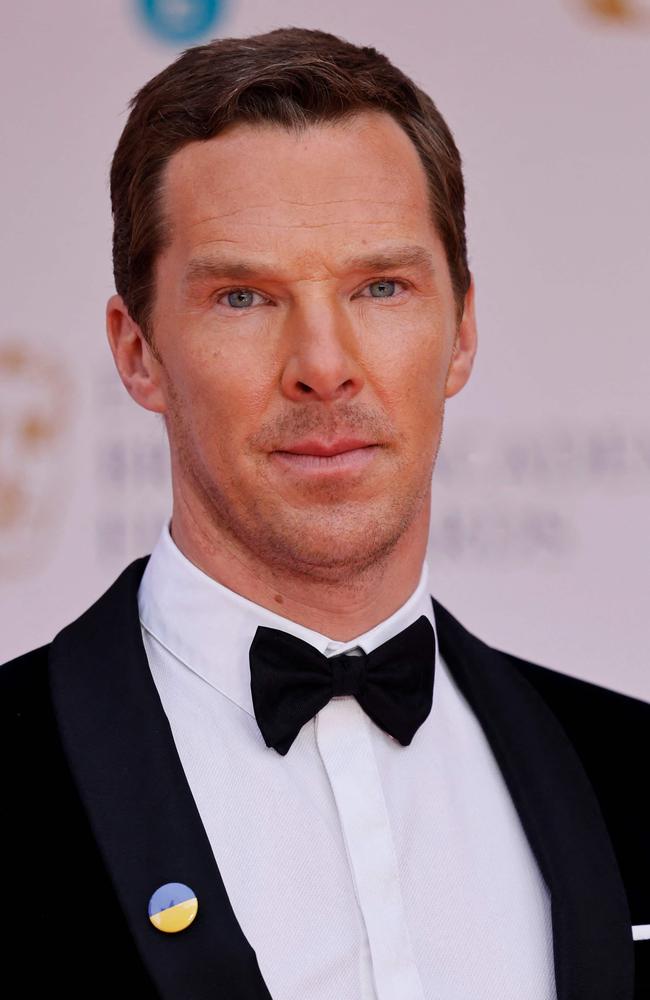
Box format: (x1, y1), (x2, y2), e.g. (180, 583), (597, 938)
(158, 110), (437, 263)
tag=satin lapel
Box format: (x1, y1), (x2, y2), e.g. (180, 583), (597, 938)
(432, 598), (634, 1000)
(49, 557), (273, 1000)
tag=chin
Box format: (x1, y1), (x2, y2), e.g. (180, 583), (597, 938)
(254, 510), (412, 581)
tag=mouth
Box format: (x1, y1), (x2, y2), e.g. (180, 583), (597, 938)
(270, 438), (382, 476)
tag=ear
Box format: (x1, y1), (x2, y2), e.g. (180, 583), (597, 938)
(444, 274), (478, 399)
(105, 294), (166, 414)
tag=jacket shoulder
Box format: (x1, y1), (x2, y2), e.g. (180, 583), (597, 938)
(433, 596), (649, 741)
(504, 647), (649, 760)
(434, 597), (649, 922)
(0, 643), (52, 719)
(501, 650), (647, 832)
(506, 651), (649, 924)
(0, 636), (158, 993)
(0, 555), (150, 725)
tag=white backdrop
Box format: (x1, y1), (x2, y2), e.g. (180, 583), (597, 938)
(1, 0), (648, 698)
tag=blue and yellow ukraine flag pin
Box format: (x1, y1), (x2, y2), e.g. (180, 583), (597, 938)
(148, 882), (198, 933)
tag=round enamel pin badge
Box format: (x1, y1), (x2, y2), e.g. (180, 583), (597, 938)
(148, 882), (198, 933)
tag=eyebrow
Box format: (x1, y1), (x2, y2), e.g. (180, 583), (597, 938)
(182, 244), (435, 289)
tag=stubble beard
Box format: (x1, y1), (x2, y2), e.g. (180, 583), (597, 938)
(165, 391), (443, 586)
(193, 465), (433, 585)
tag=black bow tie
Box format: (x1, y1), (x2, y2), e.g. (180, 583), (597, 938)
(249, 616), (436, 755)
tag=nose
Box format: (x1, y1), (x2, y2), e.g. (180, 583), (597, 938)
(280, 300), (365, 403)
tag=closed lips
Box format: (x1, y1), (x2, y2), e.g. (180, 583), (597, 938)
(276, 440), (377, 456)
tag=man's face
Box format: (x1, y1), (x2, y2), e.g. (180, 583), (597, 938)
(127, 111), (476, 577)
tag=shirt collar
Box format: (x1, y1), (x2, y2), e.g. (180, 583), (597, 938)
(138, 520), (438, 718)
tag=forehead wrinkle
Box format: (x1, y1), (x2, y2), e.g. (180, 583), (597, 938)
(182, 242), (436, 291)
(183, 204), (414, 232)
(272, 193), (415, 208)
(242, 219), (404, 230)
(187, 220), (408, 240)
(178, 219), (415, 273)
(183, 206), (270, 230)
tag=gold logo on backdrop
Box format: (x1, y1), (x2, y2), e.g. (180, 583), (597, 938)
(0, 342), (73, 576)
(574, 0), (650, 25)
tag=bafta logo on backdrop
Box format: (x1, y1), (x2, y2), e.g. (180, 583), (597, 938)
(571, 0), (650, 27)
(0, 342), (73, 578)
(134, 0), (225, 43)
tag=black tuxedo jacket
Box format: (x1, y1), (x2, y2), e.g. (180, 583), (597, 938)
(2, 555), (648, 998)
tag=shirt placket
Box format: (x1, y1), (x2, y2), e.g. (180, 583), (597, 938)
(314, 647), (426, 1000)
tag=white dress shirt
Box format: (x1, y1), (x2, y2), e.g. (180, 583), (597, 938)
(138, 522), (556, 1000)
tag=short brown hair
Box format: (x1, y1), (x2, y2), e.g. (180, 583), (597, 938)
(110, 26), (470, 343)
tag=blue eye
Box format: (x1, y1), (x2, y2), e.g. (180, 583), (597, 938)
(367, 279), (397, 298)
(222, 289), (259, 309)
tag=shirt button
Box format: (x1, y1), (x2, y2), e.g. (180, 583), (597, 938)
(148, 882), (198, 932)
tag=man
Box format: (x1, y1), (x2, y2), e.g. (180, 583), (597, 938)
(2, 25), (648, 1000)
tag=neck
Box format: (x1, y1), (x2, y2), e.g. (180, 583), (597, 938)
(168, 498), (431, 643)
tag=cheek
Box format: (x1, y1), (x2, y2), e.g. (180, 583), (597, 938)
(163, 340), (271, 449)
(368, 322), (450, 432)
